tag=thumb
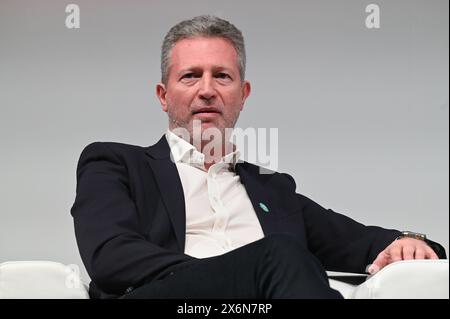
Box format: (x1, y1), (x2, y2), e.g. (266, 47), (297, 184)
(368, 251), (389, 274)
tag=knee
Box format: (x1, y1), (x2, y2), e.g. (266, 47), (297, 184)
(255, 234), (331, 295)
(259, 234), (322, 268)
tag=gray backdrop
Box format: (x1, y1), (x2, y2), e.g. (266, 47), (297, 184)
(1, 0), (448, 282)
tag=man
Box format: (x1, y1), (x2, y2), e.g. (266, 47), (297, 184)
(71, 15), (446, 299)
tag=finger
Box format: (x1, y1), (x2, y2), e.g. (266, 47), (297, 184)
(414, 248), (425, 259)
(424, 247), (439, 260)
(389, 245), (403, 262)
(402, 246), (415, 260)
(370, 251), (389, 273)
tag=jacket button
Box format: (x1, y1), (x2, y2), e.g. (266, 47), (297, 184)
(125, 286), (134, 293)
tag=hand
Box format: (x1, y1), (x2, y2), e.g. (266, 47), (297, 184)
(368, 238), (438, 274)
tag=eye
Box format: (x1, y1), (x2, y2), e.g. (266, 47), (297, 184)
(216, 72), (231, 79)
(181, 73), (195, 80)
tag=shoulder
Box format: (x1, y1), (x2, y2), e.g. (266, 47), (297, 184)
(79, 141), (148, 158)
(76, 141), (152, 170)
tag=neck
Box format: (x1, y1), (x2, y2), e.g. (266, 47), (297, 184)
(168, 127), (236, 169)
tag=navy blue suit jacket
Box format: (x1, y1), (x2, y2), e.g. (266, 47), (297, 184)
(71, 136), (444, 298)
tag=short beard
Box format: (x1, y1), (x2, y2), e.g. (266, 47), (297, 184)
(166, 104), (241, 146)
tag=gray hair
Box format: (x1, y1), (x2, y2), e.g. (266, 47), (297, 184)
(161, 15), (246, 84)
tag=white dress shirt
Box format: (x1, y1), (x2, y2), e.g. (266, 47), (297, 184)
(165, 130), (265, 258)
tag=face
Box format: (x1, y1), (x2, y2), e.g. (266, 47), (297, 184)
(156, 37), (251, 139)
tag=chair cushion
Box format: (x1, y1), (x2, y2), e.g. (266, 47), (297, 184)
(328, 279), (357, 298)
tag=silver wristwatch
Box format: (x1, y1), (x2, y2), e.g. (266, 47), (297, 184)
(396, 231), (427, 241)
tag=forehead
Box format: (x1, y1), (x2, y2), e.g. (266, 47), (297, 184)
(169, 37), (239, 71)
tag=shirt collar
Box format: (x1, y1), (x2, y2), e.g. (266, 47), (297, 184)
(165, 129), (241, 171)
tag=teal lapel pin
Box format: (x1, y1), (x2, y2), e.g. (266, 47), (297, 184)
(259, 202), (269, 213)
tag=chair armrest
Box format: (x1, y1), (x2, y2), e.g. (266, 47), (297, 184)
(0, 261), (89, 299)
(351, 259), (449, 299)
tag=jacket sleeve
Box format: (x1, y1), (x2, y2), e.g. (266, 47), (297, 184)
(71, 142), (194, 295)
(282, 173), (446, 274)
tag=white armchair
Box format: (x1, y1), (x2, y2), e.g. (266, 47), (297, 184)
(328, 259), (449, 298)
(0, 261), (89, 299)
(0, 260), (448, 299)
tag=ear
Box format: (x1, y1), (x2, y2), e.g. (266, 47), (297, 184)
(156, 82), (168, 112)
(239, 80), (251, 111)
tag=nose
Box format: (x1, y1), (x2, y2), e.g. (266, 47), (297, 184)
(198, 74), (216, 102)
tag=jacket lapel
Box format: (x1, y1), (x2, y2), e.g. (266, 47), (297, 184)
(235, 162), (281, 235)
(145, 136), (186, 252)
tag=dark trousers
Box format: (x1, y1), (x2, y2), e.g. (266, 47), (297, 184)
(121, 234), (343, 299)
